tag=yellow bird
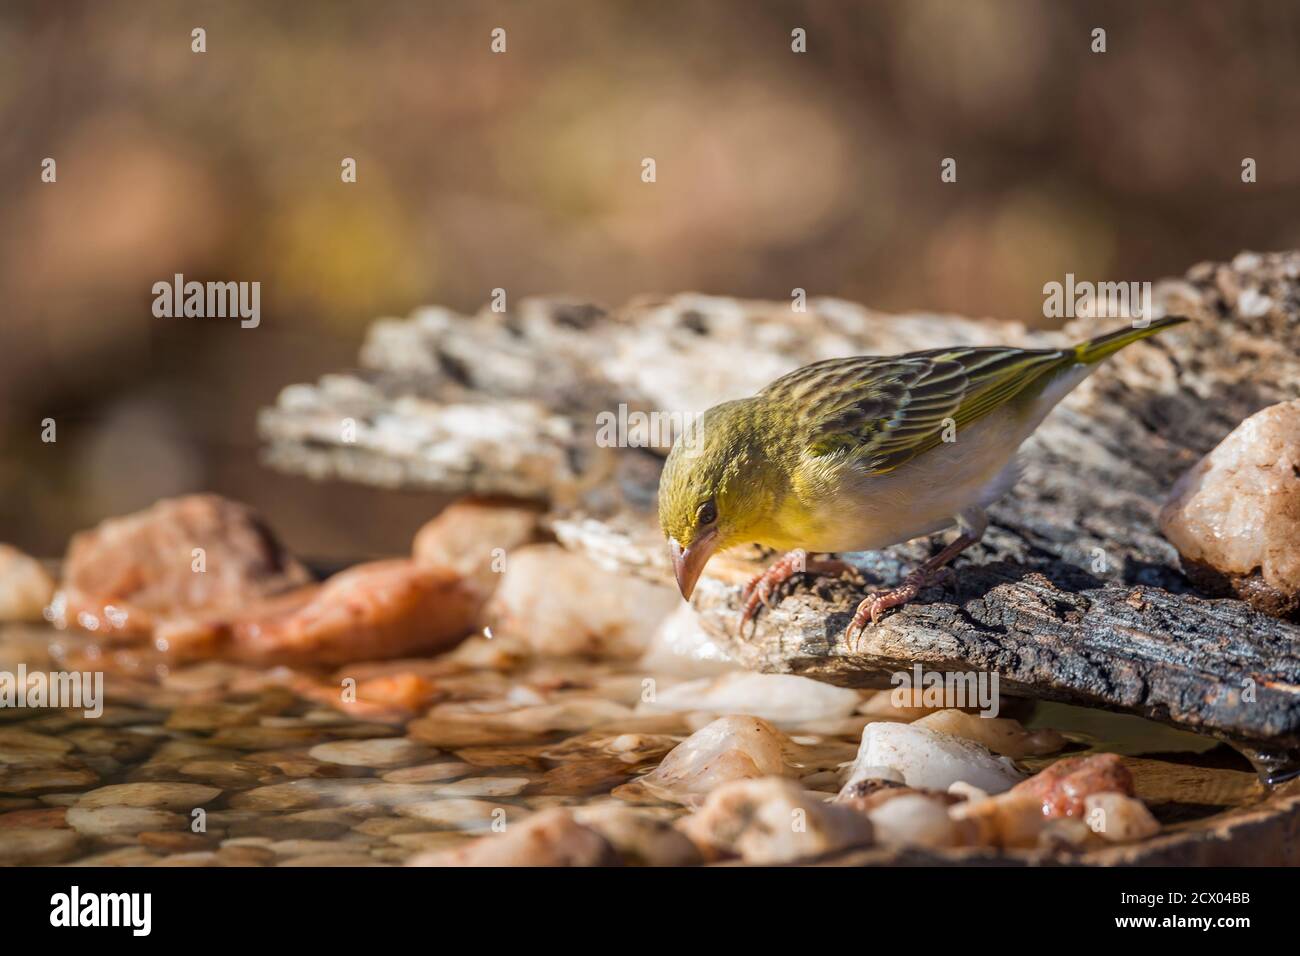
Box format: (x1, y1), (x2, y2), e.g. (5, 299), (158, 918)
(657, 316), (1186, 641)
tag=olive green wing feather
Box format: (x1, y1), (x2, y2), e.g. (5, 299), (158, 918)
(763, 347), (1073, 474)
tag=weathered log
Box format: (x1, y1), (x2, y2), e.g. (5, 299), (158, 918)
(259, 252), (1300, 750)
(258, 294), (1034, 504)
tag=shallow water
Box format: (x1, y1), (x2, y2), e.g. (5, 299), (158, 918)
(0, 623), (1265, 866)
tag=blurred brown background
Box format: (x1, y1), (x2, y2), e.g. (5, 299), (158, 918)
(3, 0), (1299, 558)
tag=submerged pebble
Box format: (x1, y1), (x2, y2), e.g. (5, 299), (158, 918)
(66, 806), (187, 836)
(0, 827), (81, 865)
(308, 738), (432, 768)
(408, 808), (619, 867)
(381, 762), (473, 784)
(637, 715), (793, 804)
(431, 776), (532, 797)
(76, 782), (221, 810)
(395, 798), (526, 832)
(641, 672), (863, 727)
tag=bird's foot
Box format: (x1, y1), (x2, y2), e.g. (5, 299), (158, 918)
(843, 548), (971, 650)
(843, 513), (986, 651)
(739, 550), (855, 637)
(844, 574), (925, 650)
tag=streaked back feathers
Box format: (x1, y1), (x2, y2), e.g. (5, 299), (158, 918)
(760, 315), (1187, 475)
(657, 317), (1186, 551)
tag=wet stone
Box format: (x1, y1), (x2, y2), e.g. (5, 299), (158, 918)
(0, 766), (100, 794)
(242, 751), (352, 779)
(284, 806), (372, 824)
(66, 806), (187, 836)
(77, 782), (222, 810)
(537, 758), (635, 796)
(387, 831), (473, 852)
(381, 761), (473, 783)
(77, 755), (125, 778)
(430, 776), (532, 798)
(214, 845), (278, 866)
(36, 793), (85, 807)
(142, 739), (244, 765)
(165, 690), (298, 732)
(0, 828), (80, 865)
(208, 726), (341, 750)
(62, 728), (160, 761)
(226, 817), (352, 841)
(139, 830), (219, 852)
(394, 799), (526, 832)
(451, 746), (546, 770)
(221, 836), (274, 848)
(308, 737), (432, 768)
(408, 808), (620, 867)
(353, 817), (433, 837)
(66, 847), (162, 867)
(150, 851), (220, 867)
(83, 706), (170, 728)
(310, 722), (409, 740)
(267, 838), (373, 856)
(0, 797), (41, 811)
(406, 718), (542, 749)
(275, 853), (389, 867)
(0, 728), (74, 766)
(0, 807), (69, 828)
(572, 805), (701, 866)
(199, 809), (264, 827)
(227, 781), (331, 811)
(177, 759), (277, 788)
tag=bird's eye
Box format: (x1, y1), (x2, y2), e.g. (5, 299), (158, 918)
(696, 500), (717, 526)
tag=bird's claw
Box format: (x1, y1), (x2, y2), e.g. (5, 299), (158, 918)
(844, 577), (923, 652)
(739, 551), (861, 639)
(740, 549), (850, 637)
(739, 552), (805, 637)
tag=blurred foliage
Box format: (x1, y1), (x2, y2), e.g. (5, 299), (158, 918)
(3, 0), (1300, 554)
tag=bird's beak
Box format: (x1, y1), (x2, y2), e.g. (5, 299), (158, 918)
(669, 530), (718, 601)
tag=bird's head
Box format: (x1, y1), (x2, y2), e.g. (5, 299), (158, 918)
(657, 398), (780, 600)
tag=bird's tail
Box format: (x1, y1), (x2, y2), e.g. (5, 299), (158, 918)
(1073, 315), (1188, 365)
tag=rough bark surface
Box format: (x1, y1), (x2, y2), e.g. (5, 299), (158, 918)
(260, 252), (1300, 748)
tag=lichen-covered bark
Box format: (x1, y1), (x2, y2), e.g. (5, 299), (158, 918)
(260, 252), (1300, 748)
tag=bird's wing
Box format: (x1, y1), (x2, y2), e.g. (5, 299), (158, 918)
(764, 347), (1071, 474)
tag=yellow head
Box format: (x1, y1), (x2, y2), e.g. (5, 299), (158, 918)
(656, 398), (784, 599)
